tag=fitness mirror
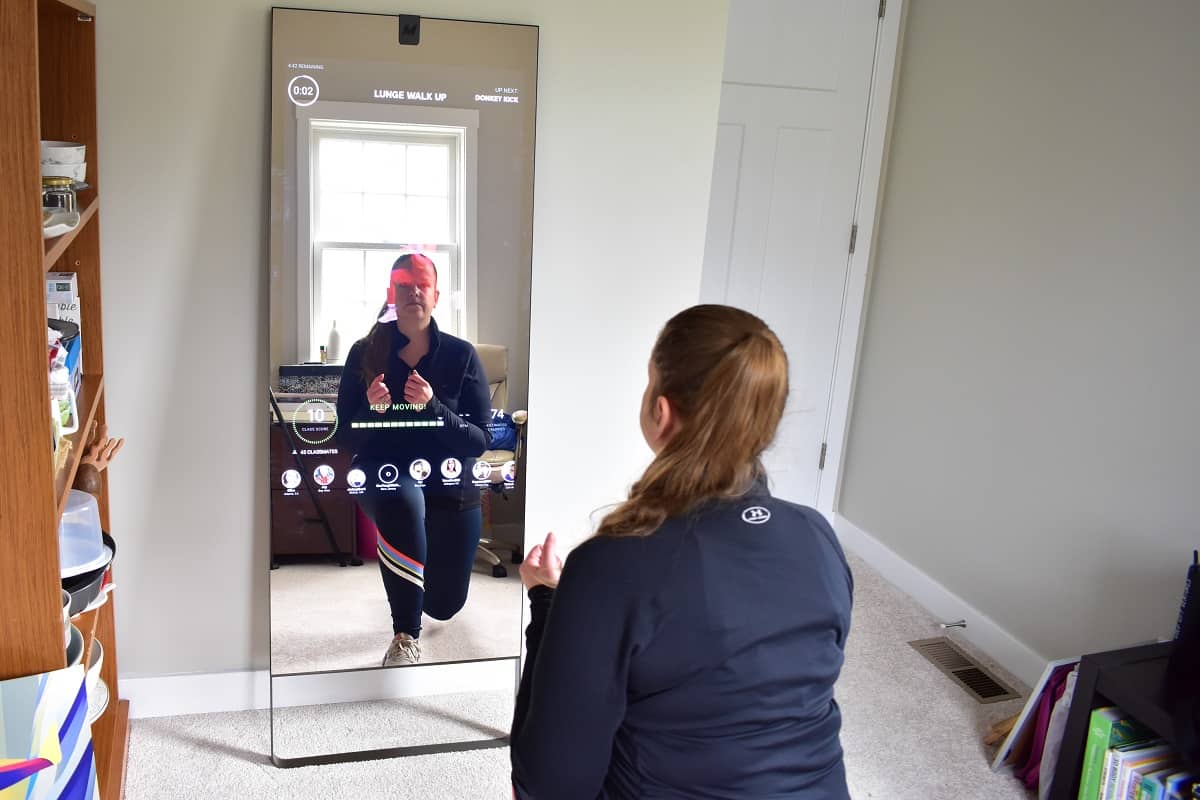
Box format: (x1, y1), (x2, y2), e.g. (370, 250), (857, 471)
(267, 8), (536, 763)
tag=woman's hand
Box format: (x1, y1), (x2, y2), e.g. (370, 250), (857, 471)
(520, 532), (563, 590)
(367, 374), (391, 413)
(405, 370), (434, 406)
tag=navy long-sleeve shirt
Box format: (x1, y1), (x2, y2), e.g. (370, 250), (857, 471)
(511, 480), (853, 799)
(335, 319), (492, 507)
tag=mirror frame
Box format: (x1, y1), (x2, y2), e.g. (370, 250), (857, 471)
(265, 7), (538, 766)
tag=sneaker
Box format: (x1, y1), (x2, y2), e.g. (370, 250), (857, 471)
(382, 633), (421, 667)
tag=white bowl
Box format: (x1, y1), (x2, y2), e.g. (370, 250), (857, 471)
(65, 623), (84, 667)
(42, 161), (86, 181)
(85, 637), (104, 702)
(41, 141), (86, 165)
(87, 679), (110, 724)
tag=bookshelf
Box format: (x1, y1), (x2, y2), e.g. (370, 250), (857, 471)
(1047, 642), (1187, 800)
(0, 0), (129, 797)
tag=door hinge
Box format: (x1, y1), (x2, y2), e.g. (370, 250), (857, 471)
(848, 224), (858, 254)
(818, 442), (828, 470)
(879, 0), (887, 19)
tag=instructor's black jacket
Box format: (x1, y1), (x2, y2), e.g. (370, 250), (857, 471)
(336, 319), (492, 508)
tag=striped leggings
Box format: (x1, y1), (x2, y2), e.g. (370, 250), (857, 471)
(354, 481), (482, 638)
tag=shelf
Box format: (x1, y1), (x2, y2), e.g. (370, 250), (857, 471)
(54, 373), (104, 519)
(44, 195), (98, 272)
(91, 595), (127, 800)
(73, 604), (101, 659)
(1093, 647), (1176, 747)
(7, 2), (121, 794)
(99, 699), (129, 800)
(46, 0), (97, 17)
(1047, 641), (1184, 800)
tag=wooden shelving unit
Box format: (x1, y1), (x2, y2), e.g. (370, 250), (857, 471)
(44, 194), (98, 268)
(0, 0), (129, 797)
(54, 374), (105, 515)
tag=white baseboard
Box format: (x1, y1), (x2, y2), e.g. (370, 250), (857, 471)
(122, 670), (269, 719)
(122, 659), (518, 720)
(832, 513), (1047, 688)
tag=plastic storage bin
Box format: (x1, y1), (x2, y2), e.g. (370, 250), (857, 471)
(58, 490), (105, 578)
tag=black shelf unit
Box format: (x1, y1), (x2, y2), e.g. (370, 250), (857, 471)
(1049, 641), (1193, 800)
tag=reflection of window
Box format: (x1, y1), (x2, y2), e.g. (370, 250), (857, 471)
(308, 121), (463, 358)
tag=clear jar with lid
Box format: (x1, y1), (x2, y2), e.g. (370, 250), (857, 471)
(42, 176), (76, 212)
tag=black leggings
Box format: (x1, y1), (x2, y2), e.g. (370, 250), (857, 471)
(355, 482), (482, 638)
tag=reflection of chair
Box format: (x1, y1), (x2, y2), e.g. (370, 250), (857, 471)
(474, 344), (527, 578)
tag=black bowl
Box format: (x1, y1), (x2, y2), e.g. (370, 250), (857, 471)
(48, 318), (80, 348)
(62, 531), (114, 616)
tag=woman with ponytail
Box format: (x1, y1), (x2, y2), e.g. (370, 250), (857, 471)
(511, 305), (853, 799)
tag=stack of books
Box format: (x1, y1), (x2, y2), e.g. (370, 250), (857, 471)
(1078, 706), (1196, 800)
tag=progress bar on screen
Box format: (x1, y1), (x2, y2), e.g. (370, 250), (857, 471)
(351, 420), (446, 429)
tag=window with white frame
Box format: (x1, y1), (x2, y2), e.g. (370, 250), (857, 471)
(307, 119), (465, 359)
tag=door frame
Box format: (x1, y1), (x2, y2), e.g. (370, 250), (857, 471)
(815, 0), (906, 518)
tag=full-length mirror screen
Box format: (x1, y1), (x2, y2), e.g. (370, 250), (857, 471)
(267, 9), (535, 761)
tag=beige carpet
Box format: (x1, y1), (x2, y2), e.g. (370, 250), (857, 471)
(270, 562), (524, 674)
(838, 552), (1032, 799)
(128, 552), (1036, 799)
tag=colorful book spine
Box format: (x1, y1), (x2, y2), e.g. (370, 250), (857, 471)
(1141, 766), (1182, 800)
(1105, 743), (1168, 800)
(1080, 707), (1153, 800)
(1165, 772), (1196, 800)
(1118, 748), (1175, 800)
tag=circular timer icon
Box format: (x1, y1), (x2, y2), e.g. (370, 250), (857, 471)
(291, 399), (337, 446)
(287, 74), (320, 108)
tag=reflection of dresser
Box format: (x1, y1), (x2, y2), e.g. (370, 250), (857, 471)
(269, 412), (356, 558)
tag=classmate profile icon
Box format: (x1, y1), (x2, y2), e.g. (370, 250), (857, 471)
(378, 463), (400, 485)
(281, 469), (302, 490)
(440, 458), (463, 480)
(409, 459), (432, 482)
(501, 460), (517, 483)
(346, 468), (366, 489)
(313, 465), (335, 487)
(471, 460), (493, 482)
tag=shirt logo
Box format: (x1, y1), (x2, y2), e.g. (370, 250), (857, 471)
(742, 506), (771, 525)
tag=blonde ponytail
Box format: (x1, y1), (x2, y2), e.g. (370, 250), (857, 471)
(597, 305), (789, 538)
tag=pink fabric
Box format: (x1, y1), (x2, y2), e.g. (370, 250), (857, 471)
(1014, 665), (1073, 788)
(355, 504), (378, 561)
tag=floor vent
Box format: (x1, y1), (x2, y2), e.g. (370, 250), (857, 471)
(908, 637), (1020, 704)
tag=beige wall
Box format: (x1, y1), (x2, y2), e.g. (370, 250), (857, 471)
(98, 0), (727, 677)
(841, 0), (1200, 661)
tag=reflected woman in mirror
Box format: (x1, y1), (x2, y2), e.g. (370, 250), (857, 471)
(336, 253), (492, 666)
(511, 305), (853, 799)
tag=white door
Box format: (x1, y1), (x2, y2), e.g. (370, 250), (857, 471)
(702, 0), (882, 507)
